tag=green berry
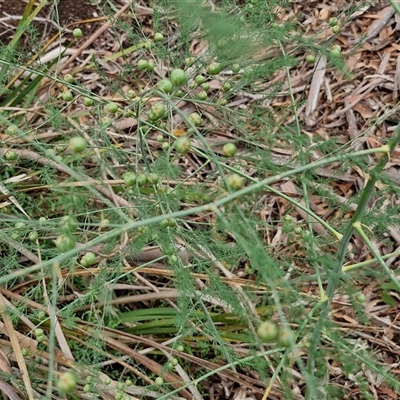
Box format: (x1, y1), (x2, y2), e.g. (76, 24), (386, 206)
(57, 371), (77, 393)
(170, 68), (187, 86)
(73, 28), (83, 38)
(5, 125), (18, 135)
(197, 91), (207, 101)
(207, 62), (221, 75)
(331, 25), (340, 34)
(278, 328), (293, 347)
(123, 172), (137, 187)
(126, 89), (136, 99)
(283, 214), (293, 222)
(83, 97), (94, 106)
(188, 112), (202, 126)
(154, 32), (164, 42)
(55, 234), (75, 252)
(64, 74), (74, 84)
(157, 78), (173, 93)
(170, 358), (179, 366)
(156, 134), (164, 142)
(257, 321), (278, 342)
(329, 17), (338, 27)
(354, 292), (366, 303)
(184, 57), (195, 67)
(161, 142), (170, 150)
(22, 348), (29, 357)
(104, 377), (111, 385)
(80, 252), (97, 267)
(125, 379), (133, 387)
(147, 173), (160, 184)
(293, 226), (302, 235)
(138, 59), (149, 71)
(147, 60), (155, 72)
(231, 63), (241, 73)
(176, 345), (184, 352)
(35, 328), (44, 337)
(148, 102), (166, 121)
(222, 143), (237, 157)
(305, 54), (316, 64)
(60, 215), (78, 232)
(28, 230), (39, 242)
(15, 222), (26, 229)
(137, 174), (148, 186)
(222, 82), (231, 92)
(226, 174), (245, 190)
(330, 45), (342, 56)
(175, 137), (191, 154)
(218, 98), (228, 106)
(62, 91), (73, 101)
(194, 75), (206, 85)
(106, 102), (119, 114)
(155, 377), (164, 384)
(201, 82), (210, 91)
(36, 334), (45, 343)
(68, 136), (87, 153)
(5, 150), (18, 161)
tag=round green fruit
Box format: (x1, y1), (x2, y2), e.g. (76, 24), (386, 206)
(222, 82), (231, 92)
(354, 292), (366, 303)
(329, 17), (338, 27)
(188, 112), (202, 126)
(222, 143), (237, 157)
(73, 28), (83, 38)
(170, 68), (187, 86)
(62, 91), (73, 102)
(154, 32), (164, 42)
(155, 377), (164, 385)
(123, 172), (137, 187)
(28, 230), (39, 242)
(68, 136), (87, 153)
(83, 97), (94, 106)
(231, 63), (241, 74)
(58, 372), (77, 393)
(64, 74), (74, 84)
(197, 91), (207, 101)
(257, 320), (279, 342)
(278, 328), (293, 347)
(195, 75), (206, 85)
(137, 174), (148, 186)
(55, 234), (75, 252)
(157, 78), (173, 93)
(226, 174), (245, 191)
(106, 102), (119, 114)
(138, 59), (149, 71)
(5, 150), (18, 161)
(175, 137), (191, 154)
(80, 252), (97, 267)
(148, 102), (166, 121)
(331, 25), (340, 34)
(35, 328), (44, 337)
(305, 54), (316, 64)
(147, 173), (160, 184)
(207, 62), (222, 75)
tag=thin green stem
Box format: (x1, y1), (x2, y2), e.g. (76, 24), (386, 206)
(0, 145), (390, 286)
(353, 222), (400, 292)
(305, 125), (400, 399)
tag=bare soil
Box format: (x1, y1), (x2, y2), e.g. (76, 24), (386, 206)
(0, 0), (100, 45)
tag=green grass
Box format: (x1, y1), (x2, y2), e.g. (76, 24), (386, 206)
(1, 0), (400, 399)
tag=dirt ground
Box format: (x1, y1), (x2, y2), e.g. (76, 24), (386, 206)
(0, 0), (100, 45)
